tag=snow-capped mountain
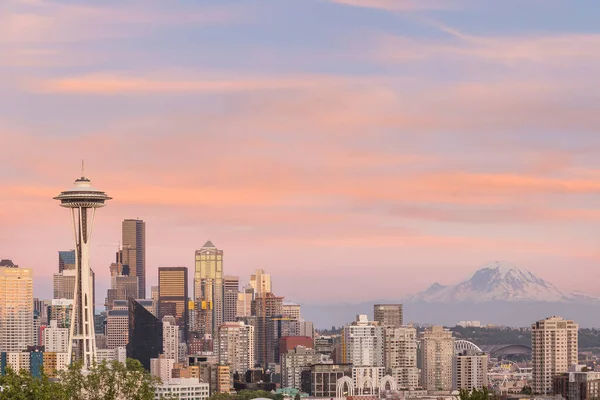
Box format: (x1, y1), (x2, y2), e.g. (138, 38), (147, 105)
(407, 261), (600, 303)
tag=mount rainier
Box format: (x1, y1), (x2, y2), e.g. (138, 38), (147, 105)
(302, 261), (600, 328)
(407, 261), (599, 303)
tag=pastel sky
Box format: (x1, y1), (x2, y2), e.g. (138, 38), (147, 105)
(2, 0), (600, 307)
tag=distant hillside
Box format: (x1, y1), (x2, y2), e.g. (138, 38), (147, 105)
(450, 326), (600, 350)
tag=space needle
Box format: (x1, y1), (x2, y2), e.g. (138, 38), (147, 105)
(54, 165), (111, 368)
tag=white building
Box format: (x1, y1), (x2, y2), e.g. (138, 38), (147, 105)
(217, 322), (254, 375)
(342, 315), (384, 367)
(453, 351), (488, 391)
(281, 345), (321, 390)
(163, 316), (179, 362)
(352, 366), (385, 395)
(6, 352), (30, 371)
(96, 347), (127, 364)
(154, 378), (210, 400)
(0, 261), (34, 352)
(532, 316), (578, 395)
(151, 356), (175, 384)
(420, 326), (455, 392)
(384, 326), (419, 389)
(43, 320), (70, 353)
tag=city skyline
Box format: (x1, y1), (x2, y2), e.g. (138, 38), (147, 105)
(2, 0), (600, 304)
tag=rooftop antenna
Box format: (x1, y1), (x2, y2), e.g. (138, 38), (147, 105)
(81, 159), (85, 178)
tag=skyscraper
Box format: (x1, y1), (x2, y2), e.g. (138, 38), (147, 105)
(249, 269), (271, 297)
(194, 241), (223, 338)
(127, 298), (163, 370)
(419, 326), (454, 392)
(532, 316), (578, 395)
(158, 267), (188, 341)
(53, 269), (76, 299)
(252, 292), (283, 367)
(43, 320), (70, 353)
(217, 322), (254, 375)
(223, 276), (239, 323)
(54, 171), (111, 368)
(0, 260), (34, 352)
(454, 350), (488, 391)
(384, 326), (418, 389)
(122, 219), (146, 299)
(236, 285), (254, 318)
(342, 314), (384, 367)
(374, 304), (403, 327)
(162, 315), (179, 362)
(105, 261), (138, 311)
(58, 250), (76, 273)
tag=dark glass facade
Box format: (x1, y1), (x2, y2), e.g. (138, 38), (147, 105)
(126, 298), (162, 370)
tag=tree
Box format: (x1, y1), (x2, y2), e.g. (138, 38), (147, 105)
(294, 393), (301, 400)
(459, 387), (493, 400)
(0, 367), (66, 400)
(521, 385), (533, 395)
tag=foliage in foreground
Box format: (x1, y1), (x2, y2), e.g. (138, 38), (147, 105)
(0, 358), (160, 400)
(458, 387), (497, 400)
(209, 389), (284, 400)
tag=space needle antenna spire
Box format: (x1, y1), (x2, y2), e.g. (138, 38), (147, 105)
(54, 166), (112, 368)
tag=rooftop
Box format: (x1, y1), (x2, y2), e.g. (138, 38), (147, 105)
(0, 259), (17, 268)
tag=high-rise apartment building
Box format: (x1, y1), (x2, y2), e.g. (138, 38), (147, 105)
(532, 316), (578, 395)
(0, 260), (34, 352)
(163, 316), (179, 362)
(43, 320), (70, 353)
(282, 302), (301, 320)
(158, 267), (188, 341)
(223, 276), (239, 323)
(384, 326), (418, 389)
(249, 269), (271, 297)
(342, 315), (384, 367)
(217, 322), (255, 376)
(282, 345), (321, 390)
(453, 350), (488, 391)
(252, 292), (283, 367)
(194, 241), (223, 340)
(419, 326), (454, 392)
(374, 304), (403, 327)
(122, 219), (146, 299)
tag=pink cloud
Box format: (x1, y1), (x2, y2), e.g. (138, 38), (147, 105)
(328, 0), (455, 11)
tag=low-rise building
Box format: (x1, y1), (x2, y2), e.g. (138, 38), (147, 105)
(154, 378), (210, 400)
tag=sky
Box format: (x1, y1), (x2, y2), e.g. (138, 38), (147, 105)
(2, 0), (600, 307)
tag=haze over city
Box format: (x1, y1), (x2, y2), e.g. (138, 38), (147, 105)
(2, 0), (600, 306)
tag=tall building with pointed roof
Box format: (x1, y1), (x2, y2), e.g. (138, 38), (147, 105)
(194, 241), (224, 341)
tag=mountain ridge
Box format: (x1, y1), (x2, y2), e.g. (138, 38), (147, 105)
(405, 261), (599, 304)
